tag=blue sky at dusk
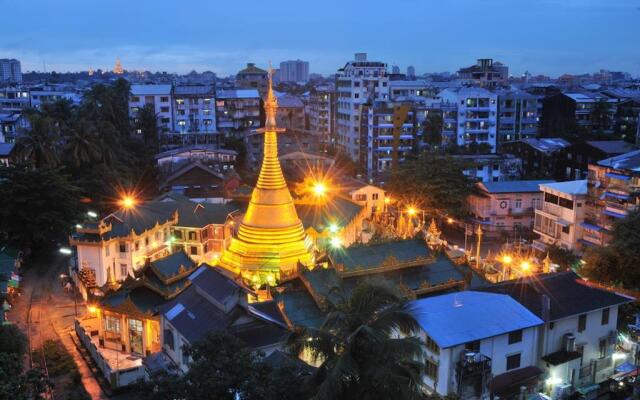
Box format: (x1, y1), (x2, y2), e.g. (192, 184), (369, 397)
(1, 0), (639, 77)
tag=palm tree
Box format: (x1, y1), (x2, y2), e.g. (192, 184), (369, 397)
(287, 281), (426, 400)
(15, 114), (61, 168)
(64, 118), (101, 167)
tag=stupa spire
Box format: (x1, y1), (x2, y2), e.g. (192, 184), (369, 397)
(219, 68), (314, 282)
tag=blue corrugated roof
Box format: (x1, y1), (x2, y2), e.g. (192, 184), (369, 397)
(409, 291), (543, 348)
(480, 180), (554, 194)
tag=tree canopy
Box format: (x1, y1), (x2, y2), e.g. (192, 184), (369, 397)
(386, 150), (473, 218)
(287, 281), (426, 400)
(579, 209), (640, 289)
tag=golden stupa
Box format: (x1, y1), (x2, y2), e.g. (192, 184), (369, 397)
(219, 71), (314, 280)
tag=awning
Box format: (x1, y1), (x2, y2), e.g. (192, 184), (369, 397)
(604, 191), (629, 200)
(490, 366), (543, 397)
(605, 172), (630, 181)
(579, 239), (598, 247)
(580, 222), (603, 232)
(604, 209), (626, 219)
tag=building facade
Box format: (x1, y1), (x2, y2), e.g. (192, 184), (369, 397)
(582, 150), (640, 247)
(439, 87), (498, 152)
(335, 53), (389, 161)
(279, 60), (309, 83)
(0, 59), (21, 83)
(468, 180), (553, 235)
(172, 85), (217, 134)
(307, 84), (335, 152)
(236, 63), (268, 93)
(533, 180), (587, 253)
(457, 58), (508, 88)
(215, 89), (261, 135)
(496, 89), (539, 144)
(129, 85), (174, 134)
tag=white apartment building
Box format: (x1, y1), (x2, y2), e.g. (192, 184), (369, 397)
(533, 180), (587, 253)
(0, 86), (29, 113)
(335, 53), (389, 163)
(29, 85), (83, 109)
(0, 59), (22, 83)
(215, 89), (261, 135)
(496, 89), (539, 144)
(279, 59), (309, 83)
(172, 85), (217, 133)
(129, 84), (173, 133)
(409, 291), (543, 398)
(486, 272), (633, 398)
(439, 87), (498, 152)
(308, 84), (334, 151)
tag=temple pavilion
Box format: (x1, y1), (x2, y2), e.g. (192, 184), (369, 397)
(219, 73), (315, 282)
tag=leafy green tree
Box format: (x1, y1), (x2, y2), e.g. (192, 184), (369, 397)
(136, 104), (159, 153)
(580, 209), (640, 289)
(0, 325), (27, 356)
(147, 331), (307, 400)
(387, 150), (473, 217)
(423, 113), (443, 146)
(0, 165), (82, 251)
(15, 114), (61, 168)
(546, 245), (580, 270)
(64, 118), (102, 167)
(288, 282), (426, 400)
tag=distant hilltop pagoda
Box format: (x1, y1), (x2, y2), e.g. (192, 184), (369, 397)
(113, 58), (124, 74)
(219, 70), (314, 282)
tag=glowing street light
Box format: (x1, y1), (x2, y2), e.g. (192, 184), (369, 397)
(120, 195), (137, 209)
(407, 207), (417, 216)
(384, 197), (391, 204)
(502, 255), (513, 265)
(312, 182), (327, 196)
(87, 211), (98, 218)
(75, 224), (83, 229)
(328, 223), (339, 233)
(59, 247), (72, 255)
(330, 237), (342, 249)
(520, 260), (531, 273)
(447, 217), (454, 224)
(87, 305), (97, 314)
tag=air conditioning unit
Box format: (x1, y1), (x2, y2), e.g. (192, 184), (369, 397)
(563, 333), (576, 352)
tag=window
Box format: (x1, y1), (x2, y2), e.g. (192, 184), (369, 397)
(134, 241), (139, 251)
(549, 322), (554, 330)
(562, 225), (570, 234)
(188, 231), (196, 241)
(105, 245), (110, 257)
(202, 229), (208, 239)
(145, 237), (149, 246)
(372, 193), (379, 200)
(119, 242), (126, 253)
(160, 106), (169, 113)
(515, 199), (522, 209)
(103, 315), (121, 342)
(131, 96), (140, 102)
(181, 342), (190, 363)
(164, 329), (174, 351)
(426, 335), (439, 354)
(508, 329), (523, 344)
(190, 246), (198, 255)
(160, 96), (169, 103)
(425, 360), (438, 379)
(506, 353), (521, 370)
(601, 308), (610, 325)
(120, 263), (127, 277)
(599, 339), (607, 359)
(578, 314), (587, 332)
(174, 230), (183, 239)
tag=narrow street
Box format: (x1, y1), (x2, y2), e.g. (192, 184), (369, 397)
(8, 252), (108, 400)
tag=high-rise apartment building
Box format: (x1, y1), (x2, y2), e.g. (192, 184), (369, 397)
(496, 89), (539, 144)
(439, 87), (498, 152)
(0, 59), (22, 83)
(279, 60), (309, 83)
(457, 58), (508, 88)
(335, 53), (389, 163)
(172, 85), (217, 134)
(308, 84), (335, 152)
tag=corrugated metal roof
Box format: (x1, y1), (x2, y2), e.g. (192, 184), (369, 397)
(409, 291), (543, 348)
(131, 84), (172, 95)
(479, 180), (554, 194)
(539, 180), (587, 196)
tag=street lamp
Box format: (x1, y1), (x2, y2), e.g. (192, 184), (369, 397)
(59, 247), (72, 255)
(312, 182), (327, 197)
(447, 217), (454, 224)
(407, 207), (417, 216)
(120, 195), (137, 209)
(330, 237), (342, 249)
(87, 211), (98, 219)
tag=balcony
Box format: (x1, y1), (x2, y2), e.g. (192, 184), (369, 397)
(457, 352), (492, 376)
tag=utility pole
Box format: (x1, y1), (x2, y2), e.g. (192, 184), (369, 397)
(475, 225), (483, 270)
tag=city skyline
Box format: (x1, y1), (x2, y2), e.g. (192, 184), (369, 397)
(1, 0), (640, 77)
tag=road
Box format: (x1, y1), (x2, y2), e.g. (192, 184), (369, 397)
(9, 252), (108, 400)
